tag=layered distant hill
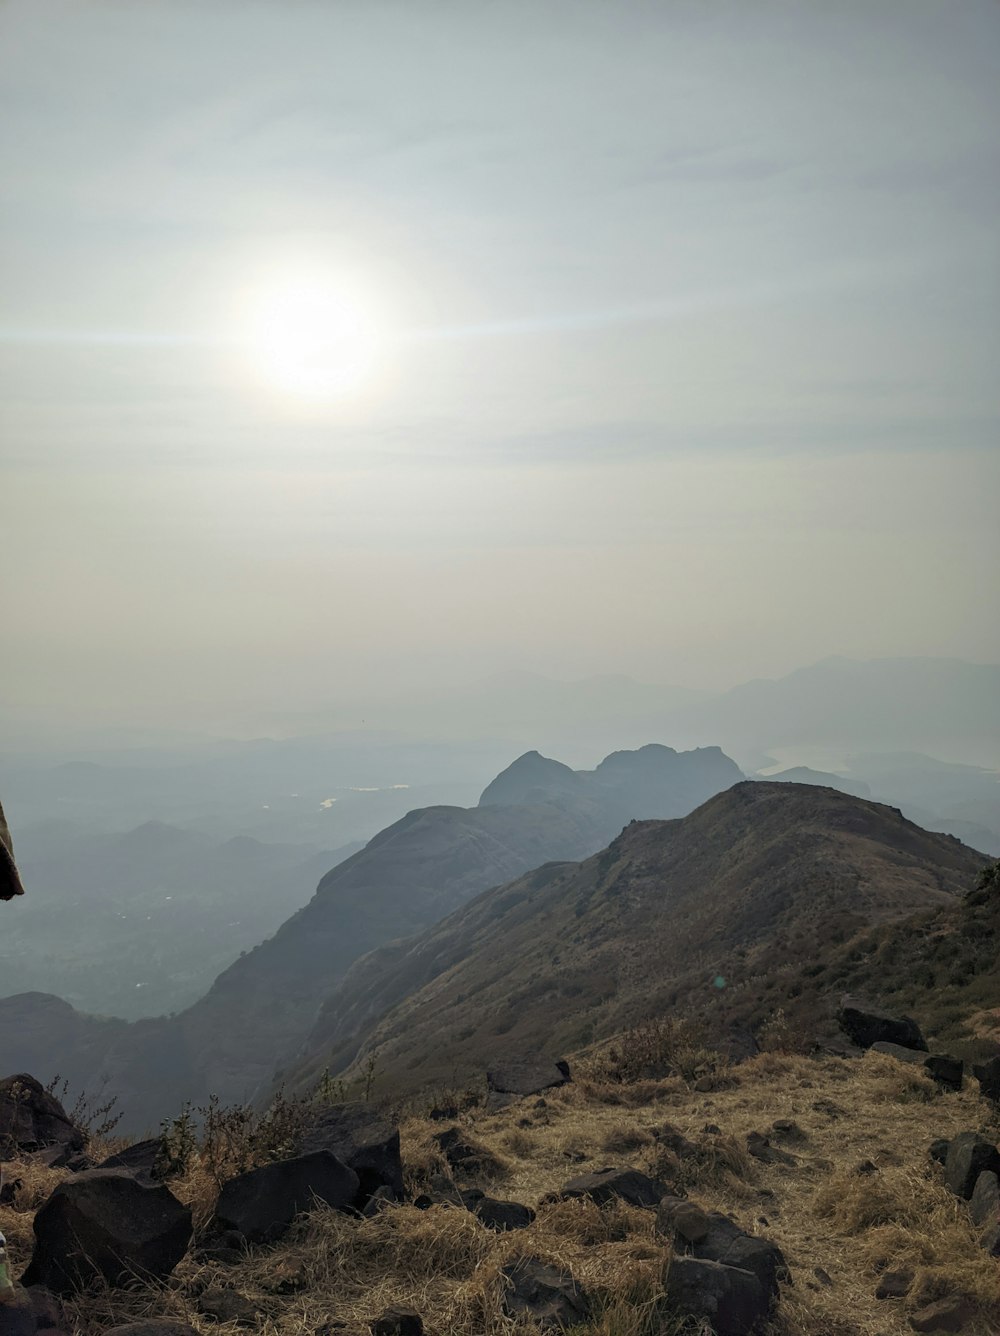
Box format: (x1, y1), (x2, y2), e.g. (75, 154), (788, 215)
(2, 821), (358, 1017)
(283, 781), (987, 1098)
(0, 743), (741, 1130)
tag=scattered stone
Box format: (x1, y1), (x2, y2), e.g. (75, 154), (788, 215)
(500, 1256), (590, 1330)
(650, 1122), (697, 1157)
(687, 1211), (788, 1300)
(212, 1152), (358, 1243)
(487, 1059), (571, 1098)
(813, 1267), (833, 1287)
(21, 1170), (192, 1295)
(770, 1120), (806, 1143)
(908, 1294), (976, 1332)
(870, 1042), (963, 1091)
(300, 1103), (403, 1204)
(194, 1229), (244, 1265)
(370, 1305), (423, 1335)
(972, 1056), (1000, 1103)
(432, 1127), (503, 1179)
(655, 1195), (710, 1243)
(25, 1145), (88, 1173)
(461, 1188), (535, 1231)
(855, 1159), (879, 1176)
(197, 1289), (259, 1327)
(837, 997), (927, 1051)
(875, 1269), (913, 1299)
(559, 1167), (667, 1208)
(970, 1170), (999, 1229)
(943, 1131), (1000, 1200)
(665, 1256), (768, 1336)
(929, 1138), (951, 1165)
(0, 1174), (21, 1205)
(96, 1137), (174, 1186)
(746, 1132), (796, 1166)
(0, 1076), (83, 1157)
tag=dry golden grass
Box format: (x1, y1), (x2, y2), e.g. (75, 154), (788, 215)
(2, 1050), (998, 1335)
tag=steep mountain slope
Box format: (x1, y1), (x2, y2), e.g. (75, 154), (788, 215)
(0, 744), (741, 1130)
(286, 782), (985, 1097)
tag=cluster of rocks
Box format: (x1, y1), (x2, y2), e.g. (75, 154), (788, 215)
(835, 996), (968, 1091)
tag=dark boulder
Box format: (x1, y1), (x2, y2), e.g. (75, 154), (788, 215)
(500, 1256), (590, 1330)
(0, 1077), (82, 1159)
(870, 1043), (963, 1091)
(665, 1257), (768, 1336)
(299, 1104), (402, 1204)
(486, 1060), (571, 1098)
(943, 1132), (1000, 1200)
(212, 1151), (359, 1244)
(21, 1169), (191, 1295)
(431, 1127), (503, 1180)
(96, 1137), (173, 1187)
(929, 1138), (951, 1165)
(655, 1195), (711, 1243)
(972, 1056), (1000, 1103)
(460, 1188), (535, 1231)
(908, 1294), (976, 1332)
(559, 1167), (667, 1208)
(837, 997), (926, 1051)
(370, 1307), (423, 1336)
(687, 1212), (788, 1301)
(970, 1170), (999, 1229)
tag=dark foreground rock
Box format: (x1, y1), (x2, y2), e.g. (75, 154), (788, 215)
(500, 1256), (590, 1330)
(370, 1307), (423, 1336)
(973, 1057), (1000, 1103)
(212, 1152), (359, 1243)
(666, 1256), (768, 1336)
(559, 1167), (666, 1208)
(21, 1170), (191, 1295)
(683, 1211), (788, 1300)
(0, 1077), (83, 1158)
(486, 1060), (571, 1098)
(96, 1137), (174, 1187)
(460, 1188), (535, 1231)
(871, 1043), (963, 1091)
(943, 1132), (1000, 1200)
(908, 1293), (976, 1332)
(837, 997), (926, 1051)
(299, 1104), (403, 1204)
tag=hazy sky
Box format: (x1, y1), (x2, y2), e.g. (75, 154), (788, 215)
(2, 0), (998, 733)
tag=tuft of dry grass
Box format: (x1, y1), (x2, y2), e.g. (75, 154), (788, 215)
(859, 1050), (938, 1104)
(602, 1123), (655, 1156)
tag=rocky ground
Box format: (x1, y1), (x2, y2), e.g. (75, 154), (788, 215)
(1, 1029), (999, 1336)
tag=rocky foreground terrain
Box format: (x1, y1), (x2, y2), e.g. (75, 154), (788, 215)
(1, 997), (999, 1336)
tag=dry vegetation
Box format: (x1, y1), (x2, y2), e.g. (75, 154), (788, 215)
(2, 1049), (998, 1335)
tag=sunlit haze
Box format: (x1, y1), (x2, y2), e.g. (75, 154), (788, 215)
(1, 0), (998, 741)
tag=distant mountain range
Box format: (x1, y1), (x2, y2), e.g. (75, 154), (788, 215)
(281, 781), (988, 1099)
(0, 743), (742, 1131)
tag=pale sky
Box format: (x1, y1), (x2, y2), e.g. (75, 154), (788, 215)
(2, 0), (998, 733)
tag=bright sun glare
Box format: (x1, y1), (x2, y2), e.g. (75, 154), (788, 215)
(245, 270), (381, 403)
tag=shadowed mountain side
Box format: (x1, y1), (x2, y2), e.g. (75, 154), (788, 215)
(284, 782), (985, 1098)
(0, 744), (743, 1131)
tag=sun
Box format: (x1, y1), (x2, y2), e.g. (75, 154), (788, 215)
(244, 269), (381, 403)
